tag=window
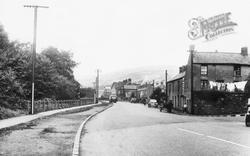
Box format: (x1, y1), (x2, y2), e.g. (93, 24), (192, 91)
(182, 78), (185, 94)
(168, 84), (171, 95)
(201, 80), (209, 89)
(201, 65), (208, 76)
(177, 80), (180, 93)
(234, 65), (241, 77)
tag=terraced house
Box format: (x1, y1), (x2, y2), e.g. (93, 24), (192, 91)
(168, 47), (250, 115)
(167, 66), (186, 111)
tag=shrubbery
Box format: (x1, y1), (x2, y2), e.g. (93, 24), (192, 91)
(0, 24), (82, 110)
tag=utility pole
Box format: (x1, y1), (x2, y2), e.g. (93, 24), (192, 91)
(152, 80), (155, 91)
(165, 70), (168, 102)
(24, 5), (49, 114)
(189, 45), (195, 114)
(96, 69), (100, 103)
(93, 82), (96, 104)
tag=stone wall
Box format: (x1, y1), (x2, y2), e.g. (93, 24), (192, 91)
(193, 91), (247, 115)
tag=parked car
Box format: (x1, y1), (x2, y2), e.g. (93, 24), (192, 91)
(148, 99), (158, 108)
(140, 98), (147, 105)
(109, 95), (117, 103)
(130, 98), (137, 103)
(245, 104), (250, 127)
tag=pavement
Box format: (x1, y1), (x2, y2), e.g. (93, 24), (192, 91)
(80, 102), (250, 156)
(0, 103), (102, 130)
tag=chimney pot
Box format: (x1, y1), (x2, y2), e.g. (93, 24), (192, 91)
(241, 47), (248, 56)
(179, 67), (182, 73)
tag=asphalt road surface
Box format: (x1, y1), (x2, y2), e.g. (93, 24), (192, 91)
(80, 102), (250, 156)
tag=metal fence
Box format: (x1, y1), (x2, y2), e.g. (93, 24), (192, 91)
(27, 98), (94, 114)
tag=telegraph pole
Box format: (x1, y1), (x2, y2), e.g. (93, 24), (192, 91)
(96, 69), (100, 103)
(189, 45), (195, 114)
(152, 80), (155, 91)
(24, 5), (49, 114)
(165, 70), (168, 102)
(93, 82), (96, 104)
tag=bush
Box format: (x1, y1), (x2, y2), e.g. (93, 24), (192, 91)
(0, 106), (27, 120)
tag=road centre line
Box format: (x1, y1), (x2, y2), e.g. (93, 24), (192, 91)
(178, 128), (250, 149)
(207, 135), (250, 149)
(178, 128), (204, 136)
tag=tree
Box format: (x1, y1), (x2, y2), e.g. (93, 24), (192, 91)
(0, 24), (9, 50)
(0, 25), (25, 108)
(80, 88), (95, 98)
(245, 73), (250, 98)
(150, 87), (166, 103)
(245, 81), (250, 98)
(39, 47), (80, 100)
(0, 24), (82, 111)
(41, 47), (77, 80)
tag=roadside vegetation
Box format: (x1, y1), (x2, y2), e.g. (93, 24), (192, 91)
(150, 87), (166, 104)
(0, 24), (92, 119)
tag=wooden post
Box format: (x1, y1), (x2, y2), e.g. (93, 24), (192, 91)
(165, 70), (168, 102)
(190, 45), (195, 114)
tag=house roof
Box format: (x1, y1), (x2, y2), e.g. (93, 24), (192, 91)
(193, 52), (250, 65)
(168, 71), (185, 83)
(111, 82), (118, 89)
(124, 85), (137, 90)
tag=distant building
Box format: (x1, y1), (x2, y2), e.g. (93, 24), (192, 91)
(111, 81), (124, 99)
(102, 86), (111, 99)
(124, 84), (138, 99)
(137, 83), (154, 99)
(111, 78), (165, 101)
(111, 78), (137, 100)
(111, 82), (118, 96)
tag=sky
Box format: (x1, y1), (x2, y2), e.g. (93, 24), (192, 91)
(1, 0), (250, 86)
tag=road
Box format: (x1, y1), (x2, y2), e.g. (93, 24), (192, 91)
(80, 102), (250, 156)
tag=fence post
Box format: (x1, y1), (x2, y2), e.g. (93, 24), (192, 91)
(48, 100), (50, 110)
(42, 100), (45, 112)
(53, 101), (56, 110)
(51, 101), (53, 110)
(27, 101), (30, 114)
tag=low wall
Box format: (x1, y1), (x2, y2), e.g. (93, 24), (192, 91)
(27, 98), (94, 114)
(193, 91), (248, 115)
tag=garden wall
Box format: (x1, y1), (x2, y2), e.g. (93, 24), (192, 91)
(193, 91), (248, 115)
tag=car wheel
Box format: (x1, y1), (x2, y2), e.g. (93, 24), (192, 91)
(246, 115), (250, 127)
(246, 120), (250, 127)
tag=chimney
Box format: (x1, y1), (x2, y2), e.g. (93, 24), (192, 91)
(241, 47), (248, 56)
(179, 65), (187, 73)
(182, 65), (186, 72)
(179, 67), (182, 73)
